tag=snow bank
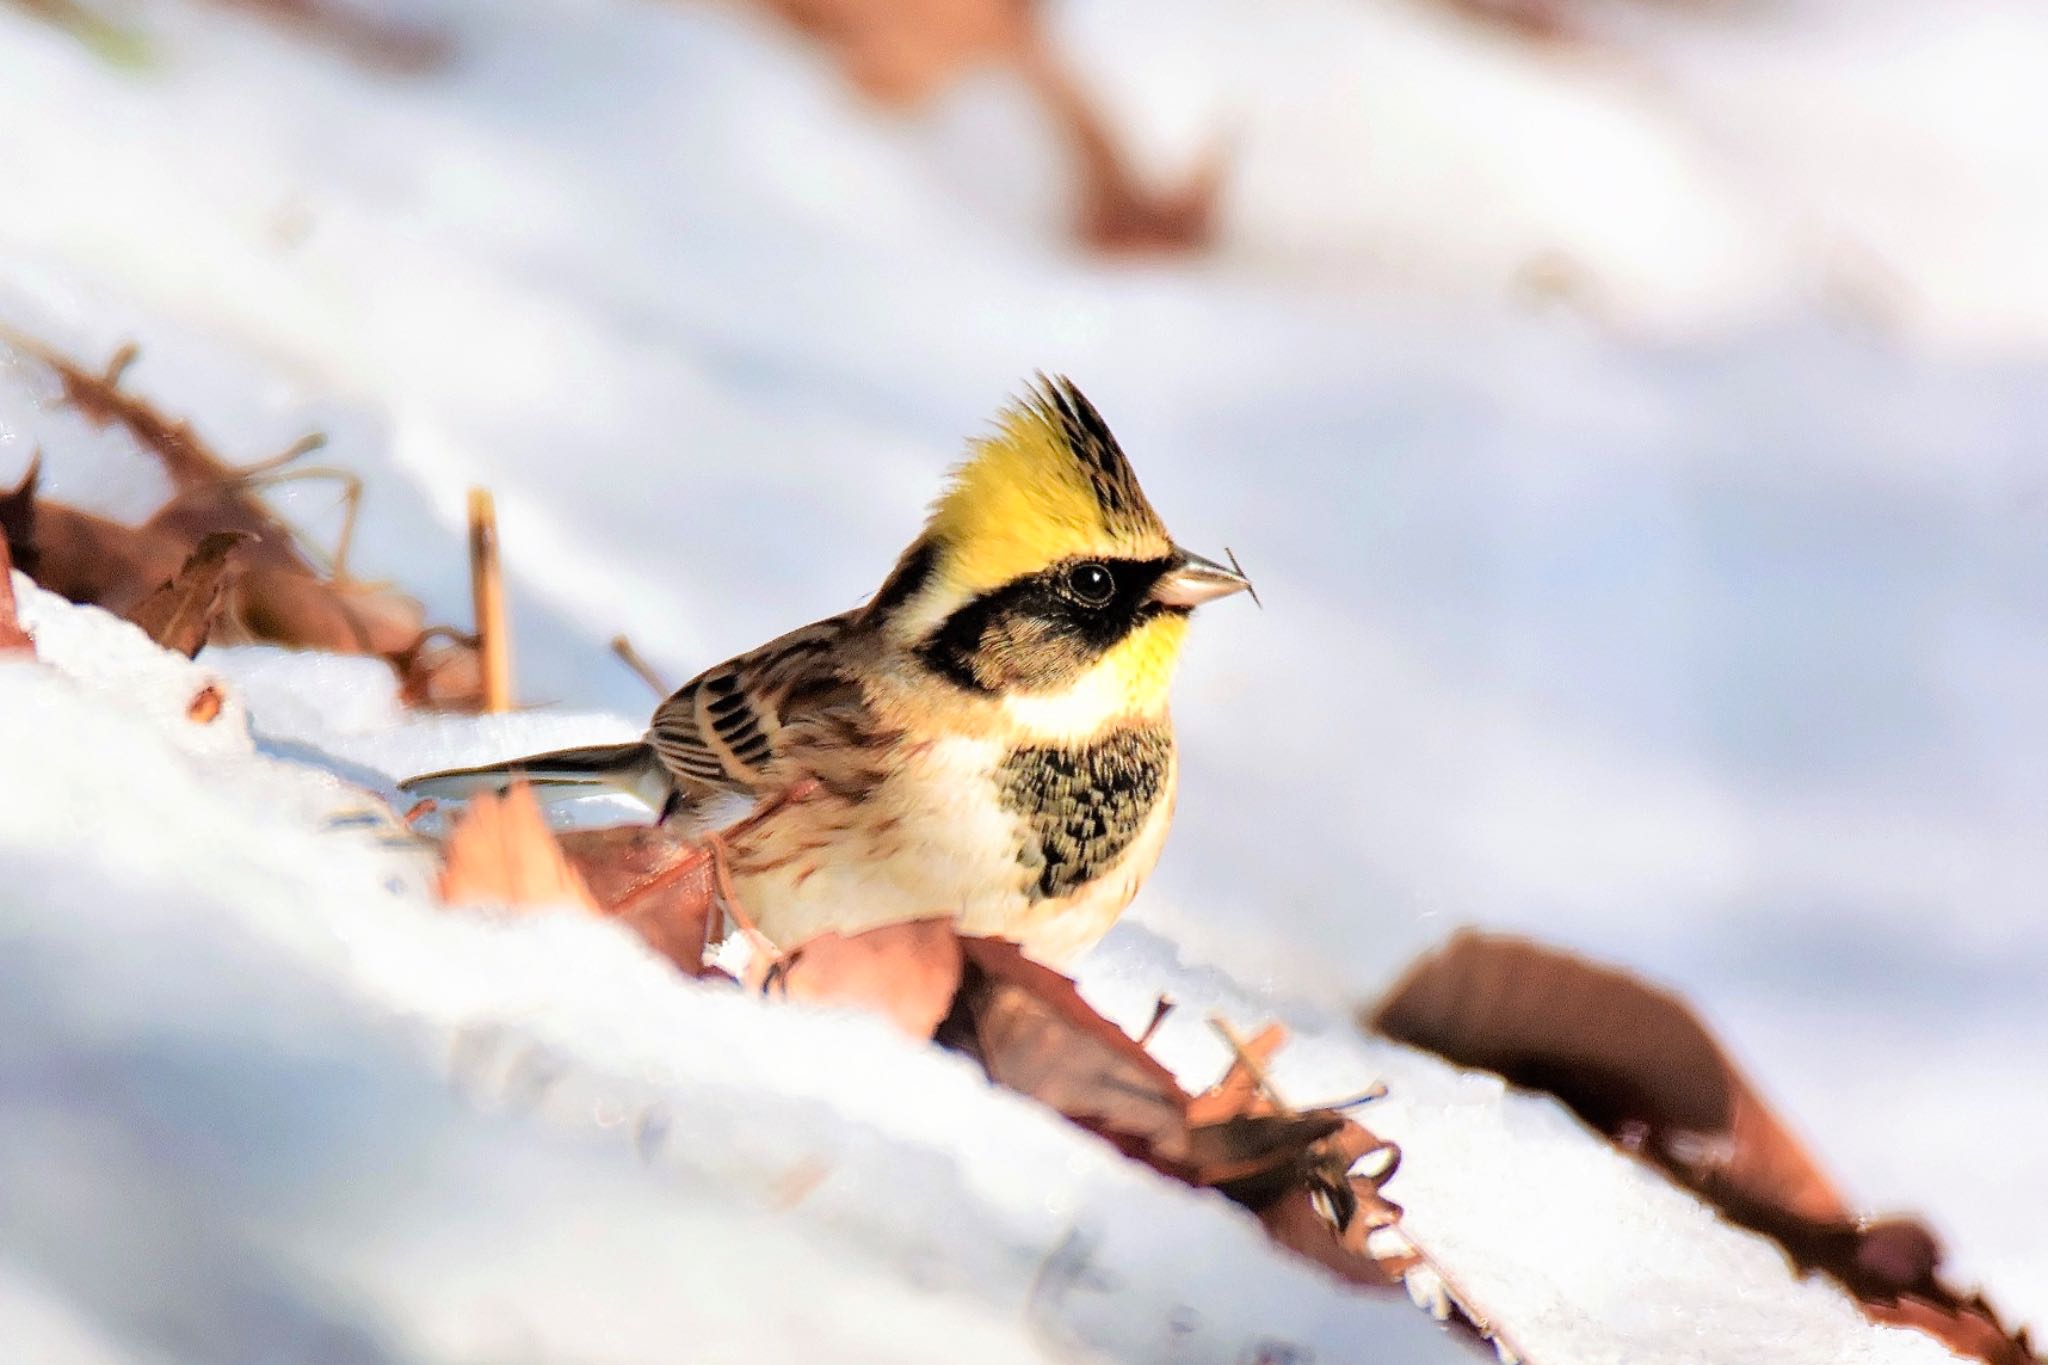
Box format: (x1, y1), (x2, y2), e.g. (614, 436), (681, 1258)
(0, 580), (1451, 1362)
(0, 579), (1968, 1362)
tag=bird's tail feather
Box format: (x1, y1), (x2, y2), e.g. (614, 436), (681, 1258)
(400, 741), (667, 809)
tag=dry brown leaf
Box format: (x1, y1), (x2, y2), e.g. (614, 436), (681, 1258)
(0, 529), (33, 655)
(1257, 1119), (1412, 1290)
(3, 459), (190, 615)
(0, 457), (39, 581)
(739, 0), (1219, 253)
(1187, 1020), (1288, 1126)
(391, 633), (486, 710)
(14, 468), (436, 666)
(122, 530), (253, 657)
(143, 474), (328, 580)
(1259, 1188), (1399, 1288)
(1372, 929), (1730, 1129)
(939, 935), (1190, 1155)
(11, 333), (309, 559)
(13, 338), (333, 580)
(935, 938), (1347, 1199)
(1690, 1189), (2041, 1365)
(1186, 1110), (1350, 1204)
(435, 782), (598, 912)
(5, 337), (486, 709)
(1015, 34), (1223, 255)
(10, 336), (227, 488)
(1371, 931), (2042, 1363)
(229, 565), (428, 655)
(1371, 929), (1842, 1218)
(1871, 1296), (2040, 1365)
(185, 683), (225, 723)
(773, 918), (966, 1038)
(558, 822), (723, 978)
(748, 0), (1029, 105)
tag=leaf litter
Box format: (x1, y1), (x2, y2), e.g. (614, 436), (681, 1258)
(420, 776), (1528, 1357)
(1373, 931), (2041, 1365)
(417, 772), (2037, 1361)
(0, 331), (488, 708)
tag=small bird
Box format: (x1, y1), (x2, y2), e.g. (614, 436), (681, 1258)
(404, 377), (1250, 964)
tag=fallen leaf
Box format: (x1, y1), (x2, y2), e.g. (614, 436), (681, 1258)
(436, 782), (598, 913)
(1371, 931), (2042, 1363)
(935, 938), (1346, 1197)
(1688, 1189), (2041, 1365)
(1871, 1296), (2040, 1365)
(1016, 35), (1223, 255)
(558, 822), (723, 978)
(389, 630), (486, 711)
(746, 0), (1030, 106)
(4, 335), (485, 709)
(5, 334), (225, 487)
(185, 683), (224, 723)
(122, 531), (253, 657)
(1257, 1119), (1412, 1291)
(3, 459), (190, 615)
(1187, 1020), (1288, 1126)
(1188, 1109), (1350, 1205)
(939, 936), (1190, 1153)
(773, 918), (965, 1038)
(0, 456), (38, 579)
(738, 0), (1219, 253)
(1371, 929), (1840, 1218)
(229, 565), (428, 655)
(0, 529), (33, 655)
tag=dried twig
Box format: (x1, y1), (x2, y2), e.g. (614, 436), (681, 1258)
(1135, 994), (1174, 1049)
(1210, 1015), (1289, 1112)
(611, 634), (672, 697)
(467, 488), (511, 713)
(1224, 546), (1260, 609)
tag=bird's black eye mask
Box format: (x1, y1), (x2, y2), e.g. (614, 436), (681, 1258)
(918, 555), (1179, 694)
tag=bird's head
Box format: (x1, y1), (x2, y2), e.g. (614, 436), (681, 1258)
(867, 376), (1251, 732)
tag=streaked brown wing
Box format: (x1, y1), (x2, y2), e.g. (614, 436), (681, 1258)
(645, 611), (861, 798)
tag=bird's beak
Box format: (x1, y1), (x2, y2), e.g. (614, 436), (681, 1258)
(1150, 545), (1255, 609)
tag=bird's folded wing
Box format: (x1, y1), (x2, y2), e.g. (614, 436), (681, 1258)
(646, 611), (863, 796)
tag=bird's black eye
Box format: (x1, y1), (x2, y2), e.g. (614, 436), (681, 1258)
(1065, 561), (1115, 607)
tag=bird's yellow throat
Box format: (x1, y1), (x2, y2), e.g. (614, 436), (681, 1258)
(1100, 611), (1189, 714)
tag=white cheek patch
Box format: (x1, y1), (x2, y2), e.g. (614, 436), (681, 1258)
(1000, 664), (1164, 741)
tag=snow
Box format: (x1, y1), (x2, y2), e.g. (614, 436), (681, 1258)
(3, 582), (1434, 1364)
(0, 0), (2043, 1356)
(1, 576), (1961, 1364)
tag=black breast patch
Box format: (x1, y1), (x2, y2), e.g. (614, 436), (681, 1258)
(997, 724), (1172, 900)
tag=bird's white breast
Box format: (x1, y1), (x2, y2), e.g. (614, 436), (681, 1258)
(732, 730), (1175, 966)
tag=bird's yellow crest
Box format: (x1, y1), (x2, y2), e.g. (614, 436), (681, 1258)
(925, 377), (1169, 595)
